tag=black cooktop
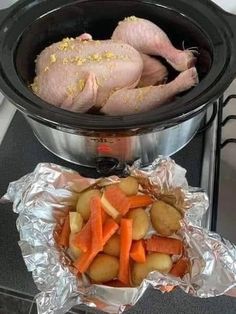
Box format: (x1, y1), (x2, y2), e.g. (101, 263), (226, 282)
(3, 112), (236, 314)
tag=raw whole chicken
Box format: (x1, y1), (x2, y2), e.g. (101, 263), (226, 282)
(31, 17), (198, 116)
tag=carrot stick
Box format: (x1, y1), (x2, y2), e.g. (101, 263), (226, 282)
(101, 207), (108, 224)
(102, 218), (119, 245)
(104, 185), (130, 216)
(170, 257), (189, 278)
(145, 236), (183, 255)
(128, 195), (153, 209)
(58, 215), (70, 247)
(118, 218), (133, 285)
(74, 249), (97, 273)
(130, 240), (146, 263)
(74, 197), (104, 273)
(90, 196), (103, 252)
(72, 219), (91, 252)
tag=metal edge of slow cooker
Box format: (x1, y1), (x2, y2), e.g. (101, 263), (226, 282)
(0, 0), (235, 133)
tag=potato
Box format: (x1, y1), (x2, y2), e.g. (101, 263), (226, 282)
(69, 212), (83, 233)
(88, 254), (119, 283)
(150, 200), (181, 236)
(131, 253), (173, 286)
(69, 233), (82, 260)
(131, 262), (149, 286)
(119, 176), (139, 196)
(146, 253), (173, 273)
(76, 189), (101, 221)
(126, 208), (149, 240)
(103, 234), (120, 257)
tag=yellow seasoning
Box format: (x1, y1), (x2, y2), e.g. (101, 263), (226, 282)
(44, 66), (49, 72)
(31, 80), (39, 93)
(77, 79), (85, 91)
(50, 54), (57, 63)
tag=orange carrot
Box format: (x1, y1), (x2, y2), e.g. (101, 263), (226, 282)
(146, 236), (183, 255)
(102, 218), (119, 245)
(101, 207), (108, 224)
(74, 249), (97, 273)
(128, 195), (153, 209)
(130, 240), (146, 263)
(58, 215), (70, 247)
(72, 219), (91, 252)
(90, 196), (103, 252)
(118, 218), (133, 285)
(170, 257), (189, 278)
(104, 185), (130, 216)
(74, 197), (104, 273)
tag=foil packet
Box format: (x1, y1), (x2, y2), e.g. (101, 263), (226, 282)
(1, 157), (236, 314)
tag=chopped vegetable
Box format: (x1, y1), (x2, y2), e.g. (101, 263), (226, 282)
(145, 236), (183, 255)
(118, 218), (133, 285)
(101, 193), (120, 219)
(74, 249), (98, 273)
(104, 185), (130, 216)
(103, 233), (120, 257)
(102, 218), (119, 245)
(69, 212), (83, 233)
(126, 208), (149, 240)
(130, 240), (146, 263)
(129, 194), (153, 209)
(170, 257), (189, 278)
(119, 176), (139, 196)
(58, 215), (70, 247)
(74, 197), (104, 273)
(90, 196), (103, 252)
(76, 189), (101, 221)
(72, 219), (91, 252)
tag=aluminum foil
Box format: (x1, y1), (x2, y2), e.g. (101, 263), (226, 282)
(1, 157), (236, 314)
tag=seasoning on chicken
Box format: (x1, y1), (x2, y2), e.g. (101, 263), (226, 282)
(112, 16), (196, 72)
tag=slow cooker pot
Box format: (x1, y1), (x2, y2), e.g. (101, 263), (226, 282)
(0, 0), (236, 173)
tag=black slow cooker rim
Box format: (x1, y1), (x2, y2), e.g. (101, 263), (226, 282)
(0, 0), (235, 131)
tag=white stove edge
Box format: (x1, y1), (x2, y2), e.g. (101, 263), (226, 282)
(0, 99), (16, 145)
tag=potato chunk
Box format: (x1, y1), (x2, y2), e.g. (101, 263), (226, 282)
(118, 176), (139, 196)
(150, 201), (181, 236)
(103, 234), (120, 257)
(88, 254), (119, 283)
(76, 189), (101, 221)
(131, 253), (173, 286)
(127, 208), (149, 240)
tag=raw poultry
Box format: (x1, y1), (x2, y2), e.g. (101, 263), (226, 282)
(31, 17), (198, 115)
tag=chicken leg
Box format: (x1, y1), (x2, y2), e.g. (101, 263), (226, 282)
(101, 67), (198, 116)
(112, 16), (196, 72)
(62, 72), (98, 112)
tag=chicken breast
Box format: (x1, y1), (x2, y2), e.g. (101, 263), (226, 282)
(32, 37), (143, 112)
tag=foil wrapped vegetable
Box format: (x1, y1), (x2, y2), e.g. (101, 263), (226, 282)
(1, 157), (236, 314)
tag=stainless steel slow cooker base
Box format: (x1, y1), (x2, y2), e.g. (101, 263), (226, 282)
(26, 112), (204, 168)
